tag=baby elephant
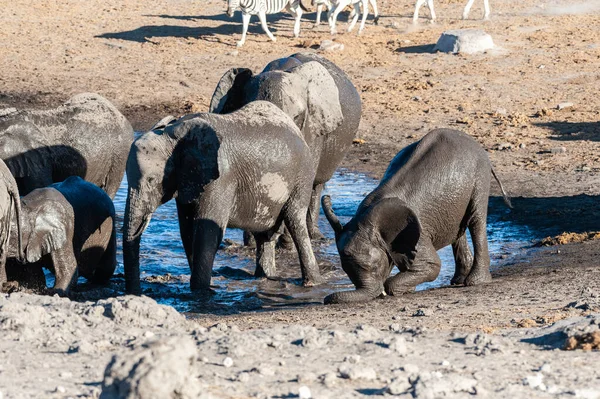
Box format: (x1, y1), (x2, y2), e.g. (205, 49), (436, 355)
(6, 176), (116, 294)
(322, 129), (510, 304)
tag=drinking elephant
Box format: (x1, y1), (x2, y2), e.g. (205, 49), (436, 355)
(322, 129), (512, 304)
(0, 159), (22, 290)
(123, 101), (321, 294)
(5, 176), (116, 294)
(0, 93), (134, 198)
(210, 52), (362, 240)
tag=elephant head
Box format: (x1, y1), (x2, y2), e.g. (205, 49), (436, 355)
(321, 195), (421, 304)
(122, 117), (221, 294)
(210, 61), (344, 147)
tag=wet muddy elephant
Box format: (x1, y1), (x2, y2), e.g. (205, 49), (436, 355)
(210, 52), (362, 241)
(322, 129), (511, 304)
(123, 101), (321, 295)
(5, 176), (116, 294)
(0, 159), (22, 290)
(0, 93), (134, 199)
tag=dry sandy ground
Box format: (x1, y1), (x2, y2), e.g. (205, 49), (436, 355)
(1, 0), (600, 397)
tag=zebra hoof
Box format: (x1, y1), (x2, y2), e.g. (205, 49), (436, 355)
(236, 41), (245, 47)
(374, 16), (380, 25)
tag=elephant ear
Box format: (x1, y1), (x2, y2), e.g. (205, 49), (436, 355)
(289, 61), (343, 138)
(24, 200), (70, 263)
(209, 68), (254, 114)
(174, 120), (221, 205)
(369, 197), (421, 267)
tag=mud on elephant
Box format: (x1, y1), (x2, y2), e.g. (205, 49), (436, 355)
(0, 159), (22, 290)
(123, 101), (322, 295)
(322, 129), (512, 304)
(0, 93), (133, 199)
(4, 176), (116, 294)
(210, 52), (362, 241)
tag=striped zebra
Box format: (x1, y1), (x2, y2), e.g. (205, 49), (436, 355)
(227, 0), (310, 47)
(326, 0), (379, 35)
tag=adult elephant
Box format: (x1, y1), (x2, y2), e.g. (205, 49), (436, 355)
(123, 102), (321, 294)
(0, 93), (133, 198)
(0, 159), (22, 290)
(209, 52), (362, 240)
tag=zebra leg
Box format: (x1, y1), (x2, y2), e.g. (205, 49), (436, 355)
(257, 11), (276, 41)
(237, 12), (251, 47)
(315, 4), (323, 26)
(370, 0), (379, 24)
(357, 0), (369, 34)
(347, 3), (360, 32)
(329, 1), (346, 35)
(426, 0), (436, 23)
(287, 3), (303, 38)
(483, 0), (491, 20)
(413, 0), (427, 24)
(462, 0), (476, 19)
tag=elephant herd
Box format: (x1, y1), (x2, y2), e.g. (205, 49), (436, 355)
(0, 52), (509, 304)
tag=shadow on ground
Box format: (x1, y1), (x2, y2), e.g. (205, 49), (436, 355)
(536, 121), (600, 142)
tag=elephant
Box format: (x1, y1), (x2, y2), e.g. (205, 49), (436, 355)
(4, 176), (116, 294)
(0, 93), (134, 199)
(210, 52), (362, 241)
(123, 101), (321, 295)
(321, 129), (512, 304)
(0, 159), (22, 289)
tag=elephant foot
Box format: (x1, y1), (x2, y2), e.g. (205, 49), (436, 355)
(384, 279), (415, 296)
(1, 281), (20, 294)
(464, 270), (492, 286)
(46, 287), (68, 297)
(190, 287), (216, 301)
(303, 275), (325, 287)
(450, 274), (467, 286)
(254, 265), (277, 279)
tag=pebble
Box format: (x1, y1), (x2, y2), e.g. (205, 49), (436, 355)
(539, 363), (552, 373)
(390, 323), (401, 332)
(390, 337), (408, 355)
(237, 372), (250, 383)
(143, 331), (155, 339)
(55, 386), (66, 394)
(495, 142), (513, 151)
(387, 377), (412, 395)
(550, 146), (567, 154)
(318, 40), (344, 52)
(523, 374), (545, 390)
(413, 308), (433, 317)
(297, 372), (318, 384)
(321, 372), (338, 388)
(339, 366), (377, 380)
(59, 372), (73, 379)
(298, 386), (312, 399)
(441, 360), (450, 367)
(343, 355), (361, 364)
(223, 357), (233, 368)
(557, 102), (574, 110)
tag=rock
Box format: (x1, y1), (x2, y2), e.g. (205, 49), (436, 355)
(343, 355), (361, 364)
(539, 363), (552, 373)
(0, 108), (18, 117)
(389, 337), (408, 355)
(523, 374), (546, 390)
(387, 377), (412, 395)
(575, 389), (600, 399)
(390, 323), (401, 332)
(321, 372), (338, 388)
(550, 146), (567, 154)
(434, 29), (495, 54)
(223, 357), (233, 368)
(494, 142), (513, 151)
(297, 372), (318, 384)
(339, 366), (377, 381)
(100, 336), (200, 399)
(557, 102), (574, 110)
(413, 308), (433, 317)
(55, 386), (66, 394)
(318, 40), (344, 52)
(402, 364), (420, 374)
(298, 386), (312, 399)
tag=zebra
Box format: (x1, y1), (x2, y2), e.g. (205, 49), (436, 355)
(326, 0), (379, 35)
(413, 0), (490, 24)
(312, 0), (377, 27)
(227, 0), (310, 47)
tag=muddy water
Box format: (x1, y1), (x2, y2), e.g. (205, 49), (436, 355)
(106, 170), (534, 314)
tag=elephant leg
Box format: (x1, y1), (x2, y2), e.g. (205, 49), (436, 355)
(177, 201), (195, 268)
(384, 240), (441, 296)
(92, 226), (117, 284)
(284, 205), (322, 286)
(237, 12), (251, 47)
(51, 244), (78, 295)
(276, 225), (295, 251)
(307, 183), (325, 240)
(254, 232), (277, 278)
(190, 218), (225, 292)
(462, 0), (475, 19)
(464, 213), (492, 286)
(451, 232), (473, 285)
(5, 261), (46, 292)
(243, 231), (256, 248)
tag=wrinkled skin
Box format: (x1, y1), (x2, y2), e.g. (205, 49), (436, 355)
(0, 159), (22, 291)
(0, 93), (133, 199)
(322, 129), (511, 304)
(5, 176), (116, 294)
(210, 52), (361, 241)
(123, 101), (321, 295)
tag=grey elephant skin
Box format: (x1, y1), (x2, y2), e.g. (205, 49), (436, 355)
(0, 159), (22, 289)
(322, 129), (511, 304)
(5, 176), (116, 294)
(0, 93), (133, 198)
(210, 52), (362, 240)
(123, 101), (321, 295)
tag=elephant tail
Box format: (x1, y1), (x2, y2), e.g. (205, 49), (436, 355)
(491, 167), (512, 209)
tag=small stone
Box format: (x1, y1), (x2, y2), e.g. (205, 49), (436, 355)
(390, 323), (401, 332)
(227, 50), (239, 56)
(494, 142), (513, 151)
(539, 363), (552, 373)
(223, 357), (233, 368)
(143, 331), (155, 339)
(237, 372), (250, 382)
(390, 337), (408, 355)
(321, 372), (338, 388)
(201, 357), (209, 363)
(550, 146), (567, 154)
(519, 143), (526, 149)
(339, 366), (377, 381)
(413, 308), (433, 317)
(318, 40), (344, 52)
(255, 366), (275, 376)
(343, 355), (361, 364)
(523, 374), (545, 390)
(434, 29), (495, 54)
(557, 102), (574, 110)
(298, 386), (312, 399)
(387, 377), (412, 395)
(402, 364), (420, 374)
(297, 373), (318, 384)
(495, 108), (508, 116)
(441, 360), (450, 367)
(59, 372), (73, 379)
(55, 386), (66, 394)
(412, 96), (422, 102)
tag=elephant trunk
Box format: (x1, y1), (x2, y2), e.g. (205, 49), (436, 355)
(324, 286), (381, 304)
(321, 195), (343, 236)
(123, 189), (153, 295)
